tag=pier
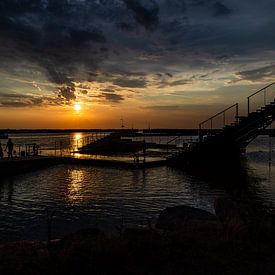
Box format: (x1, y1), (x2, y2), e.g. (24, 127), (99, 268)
(1, 83), (275, 177)
(0, 156), (167, 177)
(168, 82), (275, 170)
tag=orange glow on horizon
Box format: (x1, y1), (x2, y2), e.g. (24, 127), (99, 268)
(74, 103), (82, 112)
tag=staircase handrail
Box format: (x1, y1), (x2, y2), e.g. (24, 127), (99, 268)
(247, 82), (275, 114)
(199, 103), (239, 141)
(167, 135), (181, 145)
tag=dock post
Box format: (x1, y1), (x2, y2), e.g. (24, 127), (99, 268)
(236, 103), (239, 122)
(199, 124), (202, 142)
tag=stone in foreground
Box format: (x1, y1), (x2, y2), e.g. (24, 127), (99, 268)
(156, 205), (217, 230)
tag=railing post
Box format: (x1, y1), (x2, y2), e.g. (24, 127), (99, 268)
(210, 119), (213, 135)
(264, 88), (266, 105)
(223, 112), (225, 126)
(248, 97), (250, 115)
(236, 103), (239, 122)
(199, 124), (202, 142)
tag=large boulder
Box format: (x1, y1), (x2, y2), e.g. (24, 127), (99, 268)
(214, 198), (275, 239)
(156, 205), (217, 230)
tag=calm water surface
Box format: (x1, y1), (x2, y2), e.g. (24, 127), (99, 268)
(0, 133), (274, 242)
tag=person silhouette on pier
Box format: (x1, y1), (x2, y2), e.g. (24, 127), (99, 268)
(5, 138), (14, 159)
(0, 142), (3, 159)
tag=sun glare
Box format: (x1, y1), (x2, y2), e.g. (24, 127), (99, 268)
(74, 103), (81, 112)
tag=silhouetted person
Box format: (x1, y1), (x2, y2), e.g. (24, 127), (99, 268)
(0, 142), (3, 159)
(5, 139), (14, 159)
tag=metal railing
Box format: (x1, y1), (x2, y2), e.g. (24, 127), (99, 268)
(199, 103), (239, 141)
(247, 82), (275, 115)
(0, 143), (42, 158)
(74, 132), (109, 151)
(53, 132), (110, 156)
(166, 135), (199, 155)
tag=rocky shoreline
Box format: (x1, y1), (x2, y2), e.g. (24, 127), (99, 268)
(1, 198), (275, 274)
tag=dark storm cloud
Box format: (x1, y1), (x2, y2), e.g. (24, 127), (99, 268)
(0, 92), (35, 100)
(0, 0), (107, 88)
(43, 65), (72, 85)
(158, 79), (192, 88)
(0, 91), (58, 107)
(102, 93), (124, 103)
(58, 85), (76, 101)
(90, 91), (124, 103)
(69, 29), (106, 46)
(1, 0), (275, 103)
(212, 2), (232, 17)
(123, 0), (159, 30)
(189, 0), (232, 16)
(113, 78), (147, 88)
(116, 22), (136, 32)
(0, 101), (32, 107)
(236, 65), (275, 82)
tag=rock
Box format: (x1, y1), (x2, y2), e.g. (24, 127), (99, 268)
(64, 228), (105, 241)
(156, 205), (217, 230)
(214, 198), (263, 224)
(56, 228), (105, 249)
(214, 198), (275, 239)
(124, 226), (159, 241)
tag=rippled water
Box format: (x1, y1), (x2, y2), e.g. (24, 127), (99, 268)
(0, 134), (274, 242)
(0, 165), (227, 242)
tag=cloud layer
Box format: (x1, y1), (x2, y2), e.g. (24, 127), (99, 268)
(1, 0), (275, 117)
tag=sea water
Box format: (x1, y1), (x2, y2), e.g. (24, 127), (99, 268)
(0, 133), (274, 242)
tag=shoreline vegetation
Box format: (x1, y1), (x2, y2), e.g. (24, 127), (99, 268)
(1, 199), (275, 275)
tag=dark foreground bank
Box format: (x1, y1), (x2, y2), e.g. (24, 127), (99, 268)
(1, 199), (275, 275)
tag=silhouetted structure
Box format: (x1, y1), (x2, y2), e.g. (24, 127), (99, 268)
(168, 83), (275, 172)
(5, 139), (14, 159)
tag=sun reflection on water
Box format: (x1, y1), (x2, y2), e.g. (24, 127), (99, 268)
(73, 133), (83, 150)
(67, 169), (85, 204)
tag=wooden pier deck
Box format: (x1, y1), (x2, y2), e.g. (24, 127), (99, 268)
(0, 156), (167, 177)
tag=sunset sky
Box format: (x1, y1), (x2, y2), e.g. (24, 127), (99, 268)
(0, 0), (275, 129)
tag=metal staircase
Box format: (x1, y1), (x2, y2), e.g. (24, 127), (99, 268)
(168, 82), (275, 166)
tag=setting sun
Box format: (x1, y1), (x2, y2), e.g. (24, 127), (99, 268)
(74, 103), (81, 112)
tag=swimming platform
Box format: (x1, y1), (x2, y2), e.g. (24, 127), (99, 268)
(0, 155), (167, 177)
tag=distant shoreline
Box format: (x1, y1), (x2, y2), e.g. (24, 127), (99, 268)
(0, 128), (274, 136)
(0, 128), (200, 135)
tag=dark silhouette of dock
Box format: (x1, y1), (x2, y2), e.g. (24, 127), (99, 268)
(168, 82), (275, 171)
(1, 83), (275, 178)
(0, 156), (167, 177)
